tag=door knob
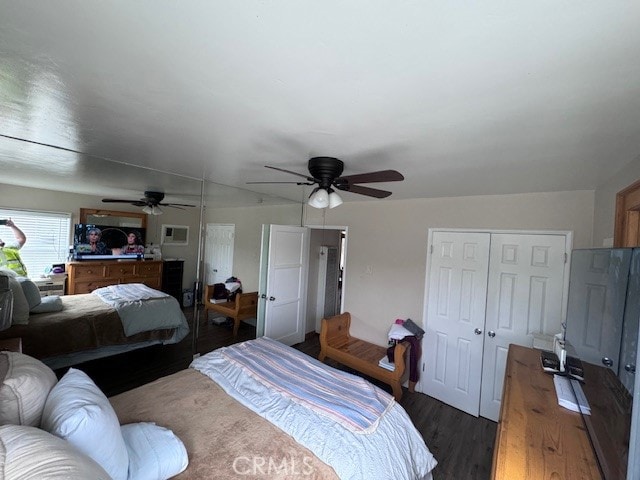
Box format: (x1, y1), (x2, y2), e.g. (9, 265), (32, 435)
(602, 357), (614, 368)
(474, 328), (482, 335)
(487, 331), (496, 338)
(625, 364), (636, 373)
(269, 296), (276, 301)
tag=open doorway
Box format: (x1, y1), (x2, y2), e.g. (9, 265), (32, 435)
(304, 226), (347, 334)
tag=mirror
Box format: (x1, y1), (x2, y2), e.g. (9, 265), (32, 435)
(80, 208), (147, 229)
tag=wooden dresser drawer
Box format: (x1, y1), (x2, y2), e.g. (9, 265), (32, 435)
(135, 262), (162, 276)
(106, 263), (137, 277)
(74, 280), (114, 294)
(142, 278), (162, 290)
(71, 264), (107, 280)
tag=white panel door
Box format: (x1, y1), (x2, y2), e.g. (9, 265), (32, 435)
(204, 224), (235, 285)
(423, 231), (491, 416)
(480, 233), (567, 421)
(263, 225), (309, 346)
(565, 248), (631, 369)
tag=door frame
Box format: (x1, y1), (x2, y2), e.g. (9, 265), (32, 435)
(417, 228), (573, 397)
(304, 224), (349, 332)
(615, 179), (640, 247)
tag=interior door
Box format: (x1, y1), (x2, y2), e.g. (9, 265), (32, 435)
(422, 231), (491, 416)
(260, 225), (309, 346)
(565, 248), (631, 369)
(204, 224), (234, 285)
(480, 233), (567, 421)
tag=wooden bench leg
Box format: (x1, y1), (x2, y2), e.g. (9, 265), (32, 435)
(318, 348), (326, 362)
(391, 381), (403, 401)
(233, 318), (240, 337)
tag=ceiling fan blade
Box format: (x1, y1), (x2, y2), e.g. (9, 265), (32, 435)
(102, 198), (137, 203)
(158, 202), (196, 207)
(264, 165), (314, 181)
(335, 170), (404, 184)
(246, 181), (314, 185)
(335, 184), (392, 198)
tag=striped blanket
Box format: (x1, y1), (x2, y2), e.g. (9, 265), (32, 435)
(192, 337), (393, 433)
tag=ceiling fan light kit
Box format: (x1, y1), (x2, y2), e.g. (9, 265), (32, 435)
(142, 205), (163, 215)
(248, 156), (405, 208)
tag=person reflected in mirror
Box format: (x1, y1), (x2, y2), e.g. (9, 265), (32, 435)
(121, 231), (145, 255)
(0, 219), (28, 276)
(87, 227), (110, 255)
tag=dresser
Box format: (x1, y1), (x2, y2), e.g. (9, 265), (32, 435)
(491, 344), (602, 480)
(66, 260), (163, 294)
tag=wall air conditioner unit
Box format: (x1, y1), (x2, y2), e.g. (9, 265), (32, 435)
(161, 224), (190, 246)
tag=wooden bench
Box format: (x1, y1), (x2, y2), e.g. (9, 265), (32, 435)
(318, 312), (413, 401)
(203, 288), (258, 337)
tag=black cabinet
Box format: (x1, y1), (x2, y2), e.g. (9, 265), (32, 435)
(162, 260), (184, 305)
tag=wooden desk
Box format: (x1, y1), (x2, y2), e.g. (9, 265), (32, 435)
(491, 344), (601, 480)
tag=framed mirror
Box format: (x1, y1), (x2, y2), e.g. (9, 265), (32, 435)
(80, 208), (147, 228)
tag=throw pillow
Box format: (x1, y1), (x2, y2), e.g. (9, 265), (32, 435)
(0, 351), (57, 427)
(17, 277), (42, 311)
(41, 368), (129, 480)
(121, 422), (189, 480)
(30, 295), (63, 314)
(0, 424), (111, 480)
(0, 272), (28, 325)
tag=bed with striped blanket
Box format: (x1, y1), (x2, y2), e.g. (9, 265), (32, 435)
(190, 337), (437, 479)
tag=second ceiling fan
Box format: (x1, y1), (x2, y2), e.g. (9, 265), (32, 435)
(247, 156), (404, 208)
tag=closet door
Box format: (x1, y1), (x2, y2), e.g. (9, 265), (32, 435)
(480, 233), (567, 421)
(423, 231), (491, 416)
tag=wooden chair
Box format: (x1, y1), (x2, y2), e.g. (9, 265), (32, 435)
(203, 287), (258, 336)
(319, 312), (412, 401)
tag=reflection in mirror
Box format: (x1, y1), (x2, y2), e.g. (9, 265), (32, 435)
(80, 208), (147, 228)
(564, 248), (638, 479)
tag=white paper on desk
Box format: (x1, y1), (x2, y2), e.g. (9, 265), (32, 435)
(378, 356), (395, 372)
(553, 374), (591, 415)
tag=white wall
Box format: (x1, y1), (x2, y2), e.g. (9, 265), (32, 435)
(204, 203), (301, 292)
(304, 190), (595, 346)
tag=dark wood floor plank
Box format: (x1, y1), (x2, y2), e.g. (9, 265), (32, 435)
(60, 307), (496, 480)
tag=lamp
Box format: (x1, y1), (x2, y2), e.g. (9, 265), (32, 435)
(328, 189), (343, 209)
(308, 188), (329, 208)
(142, 205), (163, 215)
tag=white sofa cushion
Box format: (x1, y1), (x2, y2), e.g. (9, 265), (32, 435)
(0, 424), (111, 480)
(41, 368), (129, 480)
(0, 351), (57, 427)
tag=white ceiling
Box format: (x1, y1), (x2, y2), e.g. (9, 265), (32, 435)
(1, 1), (639, 205)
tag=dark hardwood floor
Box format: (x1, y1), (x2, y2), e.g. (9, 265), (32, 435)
(59, 307), (497, 480)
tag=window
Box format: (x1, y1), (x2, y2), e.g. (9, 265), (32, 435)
(0, 208), (71, 278)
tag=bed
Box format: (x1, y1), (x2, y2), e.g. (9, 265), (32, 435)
(109, 337), (438, 479)
(0, 283), (189, 369)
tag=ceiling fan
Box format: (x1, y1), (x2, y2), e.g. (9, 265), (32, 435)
(247, 157), (404, 208)
(101, 191), (195, 215)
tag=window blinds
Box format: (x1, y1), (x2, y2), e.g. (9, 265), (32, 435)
(0, 209), (71, 278)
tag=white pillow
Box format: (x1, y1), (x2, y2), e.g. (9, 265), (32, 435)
(18, 277), (41, 311)
(0, 272), (29, 324)
(121, 422), (189, 480)
(41, 368), (129, 480)
(0, 351), (57, 427)
(30, 295), (63, 314)
(0, 424), (111, 480)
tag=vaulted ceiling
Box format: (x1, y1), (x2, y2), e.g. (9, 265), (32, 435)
(1, 1), (639, 205)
